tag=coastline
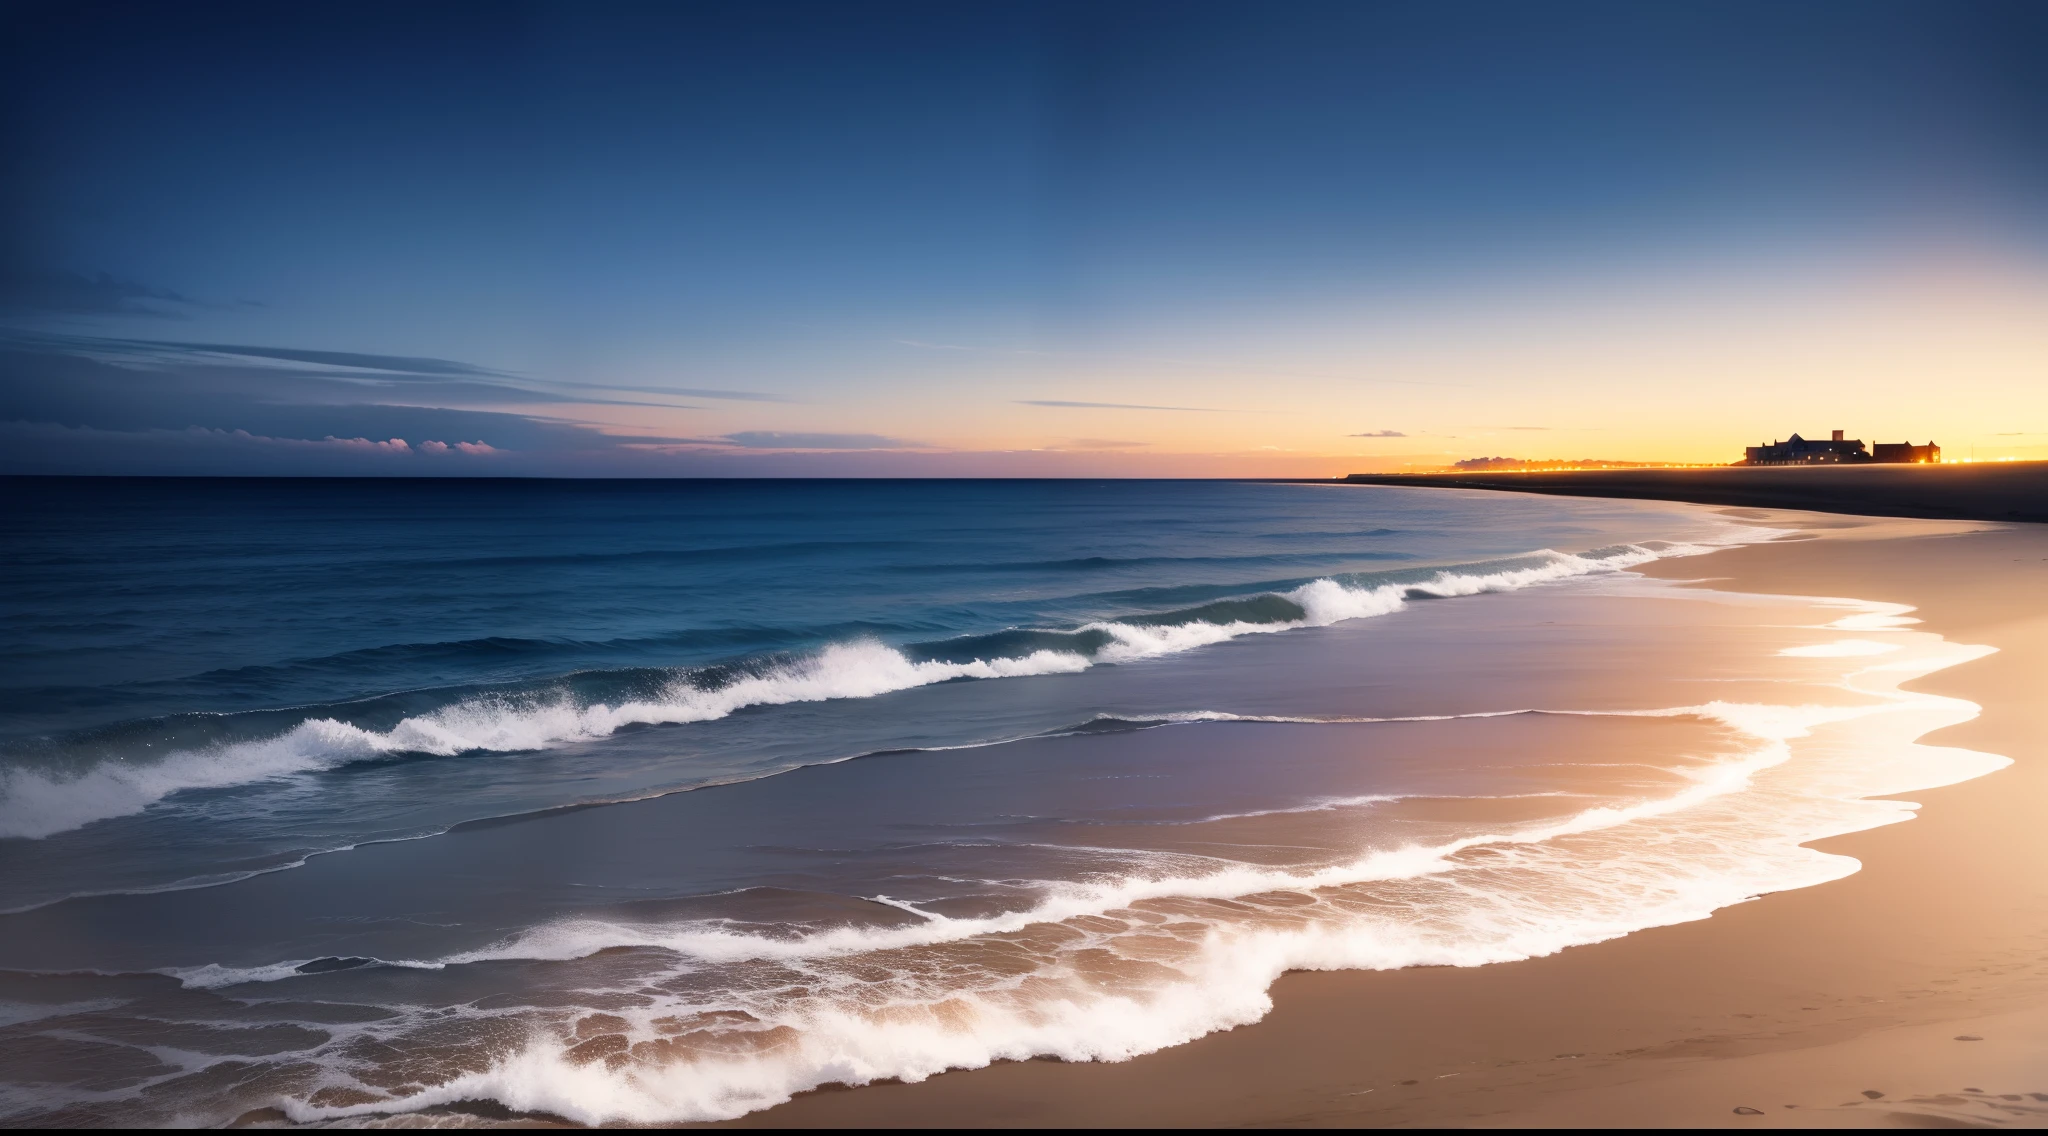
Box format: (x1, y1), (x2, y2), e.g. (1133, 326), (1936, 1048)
(711, 515), (2048, 1128)
(1333, 461), (2048, 523)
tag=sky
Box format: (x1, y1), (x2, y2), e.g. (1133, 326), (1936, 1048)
(3, 0), (2046, 476)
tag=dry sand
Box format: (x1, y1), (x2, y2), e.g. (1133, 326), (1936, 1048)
(714, 515), (2048, 1128)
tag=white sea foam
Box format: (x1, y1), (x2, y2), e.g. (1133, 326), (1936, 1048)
(269, 610), (2005, 1128)
(0, 645), (1089, 840)
(0, 541), (1730, 840)
(1824, 602), (1921, 632)
(0, 730), (359, 841)
(1183, 793), (1408, 823)
(1780, 639), (1901, 657)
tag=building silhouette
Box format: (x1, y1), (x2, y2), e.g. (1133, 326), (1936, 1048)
(1742, 430), (1940, 465)
(1743, 430), (1868, 465)
(1871, 441), (1941, 463)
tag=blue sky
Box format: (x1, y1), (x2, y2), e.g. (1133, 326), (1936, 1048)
(5, 0), (2046, 474)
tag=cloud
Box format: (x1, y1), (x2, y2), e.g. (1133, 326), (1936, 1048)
(0, 269), (195, 317)
(568, 380), (782, 402)
(0, 340), (701, 463)
(112, 337), (784, 406)
(2, 330), (729, 427)
(0, 420), (503, 472)
(416, 439), (499, 454)
(0, 419), (1408, 478)
(719, 431), (914, 450)
(311, 434), (412, 453)
(131, 340), (507, 376)
(197, 431), (493, 455)
(1059, 438), (1151, 450)
(7, 332), (796, 429)
(1347, 429), (1408, 437)
(1016, 400), (1221, 412)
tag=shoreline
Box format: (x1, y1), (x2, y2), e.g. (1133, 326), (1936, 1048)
(706, 513), (2048, 1128)
(1332, 461), (2048, 523)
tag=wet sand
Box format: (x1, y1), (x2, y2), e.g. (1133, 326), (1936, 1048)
(1338, 460), (2048, 523)
(716, 517), (2048, 1127)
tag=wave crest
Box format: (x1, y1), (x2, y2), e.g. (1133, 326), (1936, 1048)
(0, 543), (1701, 840)
(252, 628), (2005, 1128)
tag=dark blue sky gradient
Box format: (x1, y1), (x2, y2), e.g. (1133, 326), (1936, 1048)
(4, 0), (2045, 473)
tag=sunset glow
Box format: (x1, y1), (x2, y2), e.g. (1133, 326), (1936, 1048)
(5, 3), (2045, 476)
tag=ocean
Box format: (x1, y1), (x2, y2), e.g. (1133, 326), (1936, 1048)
(0, 477), (2002, 1125)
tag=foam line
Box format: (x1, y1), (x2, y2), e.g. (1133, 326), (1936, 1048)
(260, 621), (2004, 1128)
(0, 539), (1744, 840)
(1780, 639), (1900, 657)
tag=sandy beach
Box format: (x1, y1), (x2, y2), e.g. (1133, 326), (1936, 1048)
(716, 511), (2048, 1128)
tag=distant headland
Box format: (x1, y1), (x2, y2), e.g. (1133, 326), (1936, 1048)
(1436, 428), (1944, 475)
(1337, 460), (2048, 524)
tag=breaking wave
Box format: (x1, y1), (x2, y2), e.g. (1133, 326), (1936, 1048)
(0, 542), (1712, 840)
(179, 626), (2003, 1128)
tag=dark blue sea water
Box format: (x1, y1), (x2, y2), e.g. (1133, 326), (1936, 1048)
(0, 477), (1732, 909)
(9, 477), (1972, 1126)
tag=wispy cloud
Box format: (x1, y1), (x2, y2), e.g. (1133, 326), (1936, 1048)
(719, 431), (914, 450)
(133, 340), (507, 376)
(203, 430), (499, 455)
(552, 379), (784, 402)
(0, 333), (721, 467)
(1347, 429), (1407, 437)
(7, 421), (499, 456)
(115, 339), (784, 404)
(1017, 400), (1221, 412)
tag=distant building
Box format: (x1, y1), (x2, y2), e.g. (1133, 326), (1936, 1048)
(1871, 441), (1940, 464)
(1743, 430), (1870, 465)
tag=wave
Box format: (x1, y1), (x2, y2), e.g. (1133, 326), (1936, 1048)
(163, 700), (1788, 990)
(0, 622), (933, 738)
(0, 542), (1718, 840)
(255, 698), (1854, 978)
(244, 627), (2005, 1127)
